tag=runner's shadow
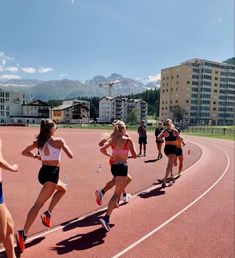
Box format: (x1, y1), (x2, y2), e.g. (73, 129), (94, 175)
(51, 226), (114, 254)
(15, 237), (45, 257)
(144, 158), (158, 163)
(138, 187), (165, 199)
(62, 210), (106, 232)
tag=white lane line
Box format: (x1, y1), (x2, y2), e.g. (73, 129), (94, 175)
(0, 140), (204, 253)
(0, 140), (203, 253)
(112, 143), (230, 258)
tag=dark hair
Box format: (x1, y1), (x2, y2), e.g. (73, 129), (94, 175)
(36, 119), (56, 148)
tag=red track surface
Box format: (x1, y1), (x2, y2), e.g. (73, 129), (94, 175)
(0, 127), (234, 258)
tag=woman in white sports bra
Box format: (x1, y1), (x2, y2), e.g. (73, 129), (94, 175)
(16, 119), (73, 253)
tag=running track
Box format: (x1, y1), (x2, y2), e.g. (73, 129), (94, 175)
(0, 127), (234, 257)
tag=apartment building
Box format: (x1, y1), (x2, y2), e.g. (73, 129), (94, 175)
(51, 99), (90, 124)
(0, 89), (27, 124)
(159, 58), (235, 125)
(99, 96), (148, 123)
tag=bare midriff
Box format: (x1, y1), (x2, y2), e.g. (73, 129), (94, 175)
(42, 160), (60, 167)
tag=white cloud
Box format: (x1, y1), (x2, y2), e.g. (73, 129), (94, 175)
(21, 67), (36, 74)
(38, 67), (53, 73)
(0, 74), (21, 80)
(60, 73), (68, 77)
(212, 16), (224, 24)
(5, 66), (18, 73)
(0, 52), (14, 65)
(148, 73), (161, 81)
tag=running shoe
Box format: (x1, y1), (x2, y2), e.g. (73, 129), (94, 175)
(123, 193), (131, 203)
(99, 216), (110, 232)
(41, 211), (52, 228)
(16, 230), (27, 252)
(95, 190), (103, 206)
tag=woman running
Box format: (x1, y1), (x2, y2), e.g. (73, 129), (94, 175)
(16, 119), (73, 252)
(0, 139), (18, 258)
(155, 121), (164, 159)
(157, 119), (180, 188)
(99, 120), (137, 231)
(95, 121), (132, 206)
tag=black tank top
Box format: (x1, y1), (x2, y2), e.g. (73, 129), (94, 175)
(165, 129), (177, 141)
(155, 127), (163, 137)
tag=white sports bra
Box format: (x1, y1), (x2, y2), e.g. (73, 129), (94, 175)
(39, 141), (61, 161)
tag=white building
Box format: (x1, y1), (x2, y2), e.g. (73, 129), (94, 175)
(11, 99), (50, 124)
(99, 96), (148, 123)
(0, 89), (27, 124)
(50, 99), (90, 124)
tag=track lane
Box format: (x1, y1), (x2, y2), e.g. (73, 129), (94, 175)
(5, 137), (233, 258)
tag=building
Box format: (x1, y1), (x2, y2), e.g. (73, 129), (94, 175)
(11, 99), (50, 124)
(50, 99), (90, 124)
(159, 58), (235, 125)
(99, 96), (148, 123)
(0, 89), (27, 124)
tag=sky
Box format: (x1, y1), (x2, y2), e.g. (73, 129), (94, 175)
(0, 0), (234, 82)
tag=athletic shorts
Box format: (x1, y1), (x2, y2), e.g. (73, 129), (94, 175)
(139, 137), (147, 145)
(176, 148), (183, 156)
(111, 163), (128, 177)
(0, 182), (4, 204)
(156, 139), (164, 144)
(38, 165), (60, 185)
(164, 145), (177, 156)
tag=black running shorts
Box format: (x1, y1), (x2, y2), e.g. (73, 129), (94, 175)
(139, 137), (147, 144)
(176, 148), (183, 156)
(111, 163), (128, 177)
(164, 145), (177, 156)
(38, 165), (60, 185)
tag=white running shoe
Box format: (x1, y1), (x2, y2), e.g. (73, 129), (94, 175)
(123, 193), (131, 203)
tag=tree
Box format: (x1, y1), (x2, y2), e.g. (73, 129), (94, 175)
(128, 110), (138, 125)
(223, 57), (235, 65)
(170, 105), (185, 123)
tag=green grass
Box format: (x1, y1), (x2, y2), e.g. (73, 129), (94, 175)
(28, 123), (235, 141)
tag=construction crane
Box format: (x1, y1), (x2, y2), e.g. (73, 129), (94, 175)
(99, 80), (120, 97)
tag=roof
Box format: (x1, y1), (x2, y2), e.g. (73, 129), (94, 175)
(22, 99), (49, 106)
(51, 102), (89, 111)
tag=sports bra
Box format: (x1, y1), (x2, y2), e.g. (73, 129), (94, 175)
(165, 129), (177, 141)
(111, 139), (129, 156)
(38, 141), (61, 161)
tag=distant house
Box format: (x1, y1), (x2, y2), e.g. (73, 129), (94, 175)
(11, 99), (50, 124)
(50, 100), (90, 124)
(99, 96), (148, 123)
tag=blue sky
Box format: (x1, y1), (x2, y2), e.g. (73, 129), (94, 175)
(0, 0), (234, 82)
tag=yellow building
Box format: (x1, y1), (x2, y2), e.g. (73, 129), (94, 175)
(159, 58), (235, 125)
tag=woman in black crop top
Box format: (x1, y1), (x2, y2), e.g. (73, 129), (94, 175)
(157, 119), (180, 188)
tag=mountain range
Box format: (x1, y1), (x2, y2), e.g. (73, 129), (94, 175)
(0, 73), (160, 101)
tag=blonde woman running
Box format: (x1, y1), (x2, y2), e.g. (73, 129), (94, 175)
(16, 119), (73, 252)
(99, 120), (137, 231)
(0, 139), (18, 258)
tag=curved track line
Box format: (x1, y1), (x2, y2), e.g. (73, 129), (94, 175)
(112, 142), (230, 258)
(0, 140), (204, 253)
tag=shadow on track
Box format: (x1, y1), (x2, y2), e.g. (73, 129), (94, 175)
(51, 226), (114, 254)
(61, 210), (106, 232)
(138, 187), (165, 199)
(14, 237), (45, 258)
(144, 158), (159, 163)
